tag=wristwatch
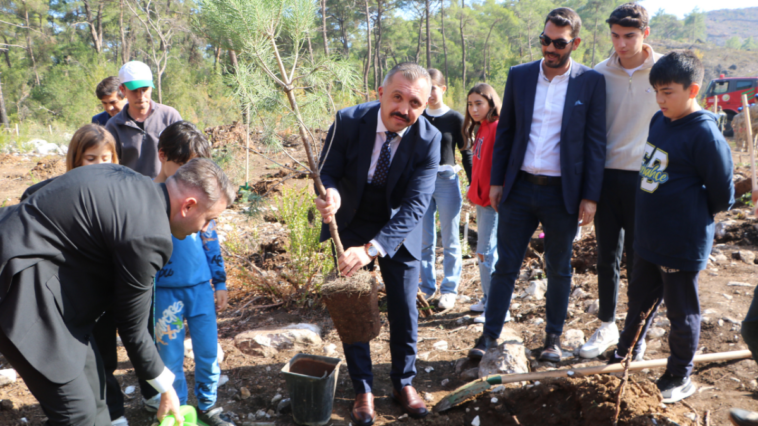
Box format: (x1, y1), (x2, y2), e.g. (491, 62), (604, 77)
(365, 243), (379, 259)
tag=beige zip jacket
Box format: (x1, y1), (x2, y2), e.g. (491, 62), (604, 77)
(594, 44), (662, 171)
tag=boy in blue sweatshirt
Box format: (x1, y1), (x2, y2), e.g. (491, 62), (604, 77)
(152, 121), (233, 426)
(609, 51), (734, 403)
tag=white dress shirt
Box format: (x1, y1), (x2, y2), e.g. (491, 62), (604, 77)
(368, 108), (408, 257)
(521, 59), (573, 177)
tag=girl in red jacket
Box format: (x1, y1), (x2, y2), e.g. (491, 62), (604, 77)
(464, 83), (509, 324)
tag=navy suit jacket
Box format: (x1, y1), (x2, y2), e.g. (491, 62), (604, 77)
(490, 60), (607, 214)
(318, 101), (441, 260)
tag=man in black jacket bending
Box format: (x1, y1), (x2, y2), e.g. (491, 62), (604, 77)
(0, 158), (234, 426)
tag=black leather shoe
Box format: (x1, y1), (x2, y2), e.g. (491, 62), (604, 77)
(730, 408), (758, 426)
(539, 333), (562, 362)
(467, 334), (498, 359)
(350, 392), (376, 426)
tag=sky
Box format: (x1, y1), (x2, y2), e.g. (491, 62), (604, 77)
(639, 0), (757, 19)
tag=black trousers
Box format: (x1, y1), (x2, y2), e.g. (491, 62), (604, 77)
(594, 169), (638, 323)
(92, 310), (125, 420)
(617, 254), (701, 377)
(138, 301), (160, 401)
(0, 328), (111, 426)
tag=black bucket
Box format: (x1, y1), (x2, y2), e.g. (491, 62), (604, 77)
(281, 353), (342, 426)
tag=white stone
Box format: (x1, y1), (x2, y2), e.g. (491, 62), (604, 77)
(323, 343), (338, 357)
(648, 327), (666, 339)
(571, 287), (590, 300)
(491, 385), (505, 393)
(417, 351), (431, 361)
(425, 366), (435, 373)
(655, 318), (671, 327)
(479, 328), (529, 379)
(718, 319), (725, 327)
(728, 282), (754, 287)
(525, 280), (548, 300)
(271, 394), (282, 405)
(29, 139), (64, 156)
(255, 409), (267, 419)
(234, 323), (322, 357)
(0, 369), (16, 386)
(218, 375), (229, 387)
(432, 340), (449, 351)
(441, 379), (450, 386)
(423, 392), (434, 402)
(585, 299), (600, 315)
(533, 318), (544, 326)
(739, 250), (756, 265)
(471, 415), (481, 426)
(562, 329), (585, 351)
(491, 397), (499, 403)
(124, 386), (135, 395)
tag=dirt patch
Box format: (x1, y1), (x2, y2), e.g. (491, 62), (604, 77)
(716, 221), (758, 246)
(29, 156), (65, 180)
(477, 376), (690, 426)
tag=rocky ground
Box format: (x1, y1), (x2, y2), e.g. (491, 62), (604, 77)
(2, 130), (758, 426)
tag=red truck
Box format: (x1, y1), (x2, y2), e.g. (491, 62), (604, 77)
(704, 76), (758, 136)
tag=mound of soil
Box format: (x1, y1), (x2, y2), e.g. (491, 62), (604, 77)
(488, 376), (689, 426)
(716, 221), (758, 246)
(30, 156), (65, 180)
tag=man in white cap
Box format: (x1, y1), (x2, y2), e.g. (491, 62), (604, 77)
(105, 61), (182, 178)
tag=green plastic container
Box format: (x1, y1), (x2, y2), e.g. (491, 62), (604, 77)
(281, 353), (342, 426)
(159, 405), (199, 426)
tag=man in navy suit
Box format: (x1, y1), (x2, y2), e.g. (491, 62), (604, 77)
(467, 8), (606, 362)
(315, 62), (441, 426)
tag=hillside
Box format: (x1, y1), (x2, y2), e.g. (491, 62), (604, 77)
(706, 7), (758, 46)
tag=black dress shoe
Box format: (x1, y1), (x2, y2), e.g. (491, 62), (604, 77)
(350, 392), (376, 426)
(730, 408), (758, 426)
(539, 333), (562, 362)
(467, 334), (498, 359)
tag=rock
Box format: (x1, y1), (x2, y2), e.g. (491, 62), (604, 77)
(255, 409), (267, 419)
(418, 351), (431, 361)
(704, 308), (719, 316)
(271, 394), (282, 405)
(654, 318), (670, 327)
(525, 280), (547, 300)
(584, 299), (599, 315)
(28, 139), (64, 156)
(425, 366), (435, 373)
(240, 387), (252, 400)
(478, 328), (529, 379)
(0, 399), (13, 411)
(491, 397), (499, 403)
(460, 367), (480, 381)
(724, 316), (742, 324)
(562, 329), (585, 351)
(750, 380), (758, 389)
(648, 327), (666, 339)
(432, 340), (449, 351)
(124, 386), (135, 395)
(218, 375), (229, 387)
(184, 339), (225, 363)
(728, 282), (754, 287)
(571, 287), (590, 300)
(423, 392), (434, 402)
(472, 415), (481, 426)
(722, 293), (734, 300)
(738, 250), (756, 265)
(490, 385), (505, 393)
(234, 323), (322, 357)
(718, 319), (725, 327)
(0, 369), (16, 386)
(323, 343), (338, 357)
(441, 379), (450, 386)
(398, 413), (409, 421)
(533, 318), (544, 326)
(714, 254), (728, 262)
(276, 398), (291, 414)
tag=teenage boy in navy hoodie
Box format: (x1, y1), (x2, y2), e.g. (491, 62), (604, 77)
(609, 50), (734, 403)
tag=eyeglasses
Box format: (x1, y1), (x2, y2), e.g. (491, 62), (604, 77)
(539, 33), (575, 50)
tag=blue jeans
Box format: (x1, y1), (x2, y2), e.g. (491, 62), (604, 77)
(475, 205), (498, 307)
(420, 170), (463, 296)
(484, 177), (578, 338)
(155, 284), (221, 411)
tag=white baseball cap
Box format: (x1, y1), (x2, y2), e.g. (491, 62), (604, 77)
(118, 61), (155, 91)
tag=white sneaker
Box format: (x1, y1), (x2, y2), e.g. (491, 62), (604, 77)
(142, 394), (161, 413)
(473, 310), (510, 324)
(438, 293), (456, 310)
(579, 322), (620, 359)
(469, 299), (486, 312)
(112, 417), (129, 426)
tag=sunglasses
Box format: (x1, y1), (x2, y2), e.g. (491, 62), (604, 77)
(539, 33), (575, 50)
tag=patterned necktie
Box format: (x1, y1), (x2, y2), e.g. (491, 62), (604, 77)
(372, 131), (398, 186)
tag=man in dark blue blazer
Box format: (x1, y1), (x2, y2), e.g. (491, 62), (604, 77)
(316, 63), (441, 426)
(467, 8), (606, 362)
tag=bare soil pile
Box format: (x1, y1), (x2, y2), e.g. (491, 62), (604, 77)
(488, 376), (690, 426)
(321, 270), (382, 345)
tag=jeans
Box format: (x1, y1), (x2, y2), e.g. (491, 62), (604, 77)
(475, 205), (498, 307)
(155, 284), (221, 411)
(617, 254), (700, 377)
(742, 286), (758, 366)
(420, 170), (463, 296)
(594, 169), (638, 323)
(484, 177), (578, 338)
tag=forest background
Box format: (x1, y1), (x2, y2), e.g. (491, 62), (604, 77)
(0, 0), (757, 147)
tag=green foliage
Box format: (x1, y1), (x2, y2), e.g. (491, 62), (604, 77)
(726, 36), (743, 49)
(743, 36), (758, 51)
(275, 186), (334, 301)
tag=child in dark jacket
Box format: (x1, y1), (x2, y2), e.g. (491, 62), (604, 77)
(610, 51), (734, 404)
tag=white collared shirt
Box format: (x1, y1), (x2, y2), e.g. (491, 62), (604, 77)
(367, 108), (408, 184)
(368, 108), (408, 257)
(521, 59), (572, 177)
